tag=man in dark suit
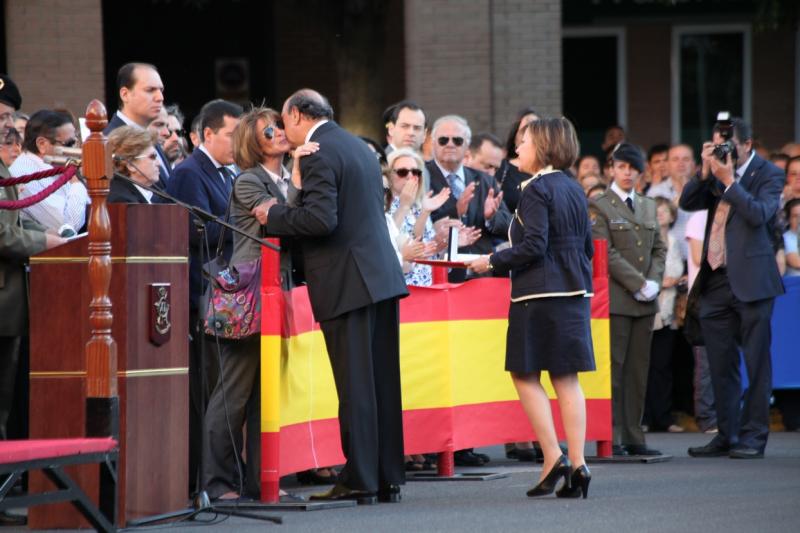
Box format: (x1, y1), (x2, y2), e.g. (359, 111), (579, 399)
(681, 117), (784, 459)
(166, 99), (243, 493)
(104, 62), (171, 189)
(254, 89), (408, 504)
(427, 115), (511, 283)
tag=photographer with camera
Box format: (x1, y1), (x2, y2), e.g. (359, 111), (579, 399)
(680, 114), (784, 459)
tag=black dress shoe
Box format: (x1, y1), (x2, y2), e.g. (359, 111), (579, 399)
(309, 484), (377, 505)
(454, 450), (485, 466)
(475, 452), (491, 463)
(514, 448), (539, 462)
(624, 444), (662, 456)
(377, 484), (402, 503)
(729, 447), (764, 459)
(688, 440), (730, 457)
(556, 464), (592, 499)
(612, 445), (629, 456)
(527, 455), (572, 497)
(0, 512), (26, 526)
(296, 468), (338, 485)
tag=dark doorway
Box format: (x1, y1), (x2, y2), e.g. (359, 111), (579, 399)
(563, 34), (619, 160)
(102, 0), (276, 126)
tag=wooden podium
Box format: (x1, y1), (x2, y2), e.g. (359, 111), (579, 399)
(27, 203), (189, 527)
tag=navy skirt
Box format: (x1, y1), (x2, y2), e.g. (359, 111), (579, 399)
(505, 296), (595, 376)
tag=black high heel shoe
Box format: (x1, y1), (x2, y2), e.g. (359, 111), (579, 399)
(526, 455), (572, 497)
(556, 464), (591, 499)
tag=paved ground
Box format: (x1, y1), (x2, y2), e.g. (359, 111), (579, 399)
(6, 431), (799, 532)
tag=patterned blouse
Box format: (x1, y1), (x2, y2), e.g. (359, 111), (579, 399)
(388, 196), (435, 287)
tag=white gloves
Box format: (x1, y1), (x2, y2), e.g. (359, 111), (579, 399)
(634, 279), (659, 302)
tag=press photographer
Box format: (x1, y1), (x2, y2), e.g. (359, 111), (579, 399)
(679, 114), (784, 459)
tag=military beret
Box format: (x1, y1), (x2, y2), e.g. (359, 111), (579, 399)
(611, 142), (644, 173)
(0, 74), (22, 110)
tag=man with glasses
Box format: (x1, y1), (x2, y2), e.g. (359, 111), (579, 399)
(9, 109), (89, 234)
(164, 104), (187, 166)
(426, 115), (511, 283)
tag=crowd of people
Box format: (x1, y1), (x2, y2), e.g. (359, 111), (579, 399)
(1, 60), (798, 509)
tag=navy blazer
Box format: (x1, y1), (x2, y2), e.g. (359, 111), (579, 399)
(105, 112), (171, 190)
(108, 173), (149, 204)
(490, 169), (594, 301)
(266, 121), (407, 322)
(679, 153), (784, 303)
(167, 148), (234, 310)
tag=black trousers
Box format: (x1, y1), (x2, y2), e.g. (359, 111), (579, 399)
(0, 336), (21, 440)
(319, 298), (405, 492)
(202, 335), (260, 499)
(699, 269), (774, 452)
(645, 327), (677, 430)
(189, 309), (220, 494)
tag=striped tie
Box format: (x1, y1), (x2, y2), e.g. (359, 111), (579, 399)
(707, 200), (730, 270)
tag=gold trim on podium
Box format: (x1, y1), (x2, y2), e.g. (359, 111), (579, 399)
(31, 367), (189, 379)
(29, 256), (188, 265)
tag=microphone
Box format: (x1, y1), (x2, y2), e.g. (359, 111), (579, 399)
(43, 146), (84, 166)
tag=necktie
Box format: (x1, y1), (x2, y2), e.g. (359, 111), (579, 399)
(447, 173), (463, 199)
(218, 166), (234, 192)
(707, 200), (730, 270)
(625, 197), (634, 213)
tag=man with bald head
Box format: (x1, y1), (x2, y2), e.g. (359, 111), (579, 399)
(252, 89), (408, 504)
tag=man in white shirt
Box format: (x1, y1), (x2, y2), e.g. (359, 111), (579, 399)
(10, 110), (89, 234)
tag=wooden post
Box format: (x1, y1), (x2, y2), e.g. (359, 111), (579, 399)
(82, 100), (119, 440)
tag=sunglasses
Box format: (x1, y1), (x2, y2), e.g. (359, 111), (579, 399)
(168, 127), (186, 137)
(134, 152), (158, 161)
(437, 136), (464, 147)
(54, 138), (78, 148)
(263, 120), (285, 140)
(392, 167), (422, 178)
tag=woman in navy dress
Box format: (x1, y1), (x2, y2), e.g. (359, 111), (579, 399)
(470, 117), (595, 499)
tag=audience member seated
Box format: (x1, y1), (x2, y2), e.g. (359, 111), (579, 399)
(466, 132), (505, 178)
(576, 154), (601, 180)
(0, 128), (21, 168)
(107, 126), (161, 203)
(769, 152), (789, 171)
(783, 198), (800, 276)
(10, 109), (89, 234)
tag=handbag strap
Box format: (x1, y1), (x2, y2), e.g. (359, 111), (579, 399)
(213, 181), (235, 259)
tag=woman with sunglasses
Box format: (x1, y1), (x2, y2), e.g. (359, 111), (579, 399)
(386, 148), (450, 287)
(470, 117), (595, 499)
(201, 106), (322, 501)
(107, 126), (161, 203)
(10, 109), (89, 234)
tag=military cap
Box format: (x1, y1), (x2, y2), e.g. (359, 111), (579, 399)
(0, 74), (22, 110)
(611, 142), (644, 173)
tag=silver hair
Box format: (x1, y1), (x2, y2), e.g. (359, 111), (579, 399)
(431, 114), (472, 144)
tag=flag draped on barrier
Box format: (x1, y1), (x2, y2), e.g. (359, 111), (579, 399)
(259, 240), (611, 502)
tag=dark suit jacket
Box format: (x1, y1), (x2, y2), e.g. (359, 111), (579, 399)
(491, 170), (593, 300)
(167, 148), (234, 310)
(679, 153), (784, 303)
(104, 112), (171, 190)
(108, 173), (150, 204)
(266, 121), (408, 322)
(426, 161), (512, 256)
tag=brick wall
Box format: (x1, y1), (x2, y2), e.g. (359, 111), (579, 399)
(5, 0), (105, 117)
(405, 0), (561, 138)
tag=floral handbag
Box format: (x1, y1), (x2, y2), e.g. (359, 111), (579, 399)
(204, 257), (261, 340)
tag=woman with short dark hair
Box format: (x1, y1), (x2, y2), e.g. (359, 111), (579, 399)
(471, 117), (596, 499)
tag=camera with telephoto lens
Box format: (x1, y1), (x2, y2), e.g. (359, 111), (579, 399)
(712, 111), (738, 163)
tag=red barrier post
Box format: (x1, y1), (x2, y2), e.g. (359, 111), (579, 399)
(591, 239), (612, 458)
(260, 238), (282, 503)
(431, 264), (448, 285)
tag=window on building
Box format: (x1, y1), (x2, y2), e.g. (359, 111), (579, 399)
(672, 25), (751, 150)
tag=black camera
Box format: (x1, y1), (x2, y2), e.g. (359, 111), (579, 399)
(712, 111), (738, 163)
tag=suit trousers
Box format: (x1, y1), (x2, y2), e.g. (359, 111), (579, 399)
(699, 269), (774, 452)
(610, 314), (654, 446)
(189, 308), (220, 494)
(692, 346), (717, 432)
(0, 336), (21, 440)
(645, 327), (676, 430)
(319, 297), (405, 493)
(202, 334), (260, 499)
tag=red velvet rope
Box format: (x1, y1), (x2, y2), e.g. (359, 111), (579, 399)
(0, 165), (72, 186)
(0, 166), (78, 210)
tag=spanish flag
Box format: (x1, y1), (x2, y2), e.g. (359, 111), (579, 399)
(260, 245), (610, 497)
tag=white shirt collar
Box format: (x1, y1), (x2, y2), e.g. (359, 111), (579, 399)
(305, 119), (329, 144)
(133, 183), (154, 203)
(116, 110), (144, 129)
(260, 163), (290, 184)
(611, 180), (635, 203)
(434, 160), (465, 182)
(736, 150), (756, 180)
(198, 144), (224, 170)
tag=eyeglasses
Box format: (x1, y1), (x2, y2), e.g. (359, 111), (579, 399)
(54, 138), (78, 148)
(392, 167), (422, 178)
(134, 152), (158, 161)
(263, 120), (285, 140)
(168, 128), (186, 137)
(437, 136), (464, 147)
